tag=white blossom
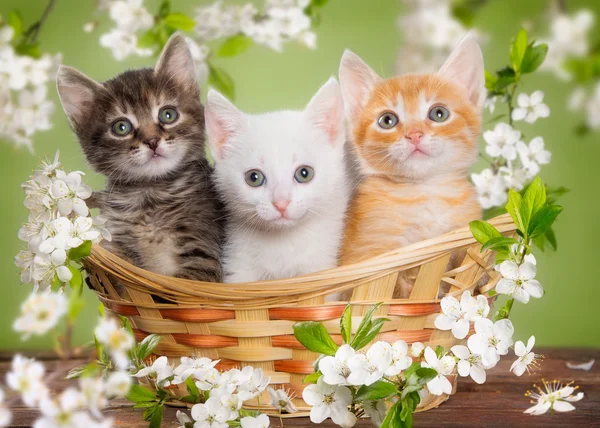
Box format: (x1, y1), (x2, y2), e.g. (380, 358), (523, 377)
(496, 260), (543, 304)
(105, 371), (132, 397)
(511, 91), (550, 124)
(267, 387), (297, 413)
(0, 389), (11, 427)
(236, 367), (270, 400)
(524, 380), (584, 415)
(134, 356), (175, 387)
(511, 336), (542, 376)
(109, 0), (154, 33)
(6, 355), (49, 407)
(190, 396), (229, 428)
(99, 29), (152, 61)
(94, 317), (134, 370)
(467, 318), (514, 367)
(363, 400), (387, 427)
(434, 291), (477, 339)
(484, 123), (521, 161)
(421, 347), (456, 396)
(472, 168), (507, 209)
(385, 340), (412, 376)
(176, 410), (193, 428)
(451, 344), (488, 384)
(347, 341), (392, 386)
(240, 414), (270, 428)
(13, 291), (68, 339)
(174, 356), (219, 381)
(32, 250), (73, 288)
(319, 344), (356, 386)
(410, 342), (424, 358)
(302, 377), (356, 427)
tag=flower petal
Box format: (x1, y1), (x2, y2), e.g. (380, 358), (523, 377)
(470, 365), (486, 384)
(452, 318), (470, 339)
(451, 345), (470, 360)
(553, 401), (576, 412)
(457, 360), (470, 377)
(434, 314), (454, 331)
(519, 262), (537, 280)
(524, 280), (543, 298)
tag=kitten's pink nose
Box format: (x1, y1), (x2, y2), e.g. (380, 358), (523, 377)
(272, 200), (290, 213)
(144, 137), (160, 151)
(405, 131), (424, 145)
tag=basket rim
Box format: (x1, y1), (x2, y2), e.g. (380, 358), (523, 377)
(85, 213), (515, 291)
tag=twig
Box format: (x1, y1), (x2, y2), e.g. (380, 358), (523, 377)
(23, 0), (56, 44)
(557, 0), (568, 13)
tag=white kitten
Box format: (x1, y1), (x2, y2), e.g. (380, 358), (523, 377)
(206, 78), (350, 283)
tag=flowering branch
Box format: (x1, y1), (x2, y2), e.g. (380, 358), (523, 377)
(20, 0), (56, 45)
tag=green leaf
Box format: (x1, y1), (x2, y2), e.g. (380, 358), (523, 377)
(185, 376), (200, 399)
(469, 220), (502, 245)
(355, 380), (399, 401)
(158, 0), (171, 18)
(69, 241), (92, 261)
(510, 28), (528, 73)
(529, 205), (563, 239)
(133, 401), (158, 409)
(407, 391), (421, 411)
(68, 265), (83, 292)
(15, 42), (41, 58)
(126, 385), (157, 403)
(484, 70), (498, 93)
(523, 176), (547, 217)
(415, 367), (438, 384)
(351, 317), (389, 351)
(545, 227), (557, 251)
(495, 66), (516, 91)
(217, 35), (253, 57)
(164, 13), (195, 31)
(340, 304), (352, 344)
(506, 189), (525, 235)
(138, 30), (158, 49)
(403, 362), (420, 379)
(381, 400), (403, 428)
(7, 10), (23, 38)
(488, 290), (497, 297)
(351, 303), (385, 350)
(495, 249), (510, 264)
(208, 64), (235, 100)
(303, 371), (322, 384)
(521, 43), (548, 74)
(149, 404), (164, 428)
(293, 321), (338, 356)
(545, 185), (569, 205)
(66, 363), (98, 379)
(434, 345), (445, 359)
(137, 334), (162, 360)
(481, 236), (519, 252)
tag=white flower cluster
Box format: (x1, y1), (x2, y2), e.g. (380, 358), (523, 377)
(472, 97), (551, 209)
(524, 379), (584, 415)
(540, 8), (600, 131)
(133, 355), (281, 427)
(396, 0), (477, 74)
(99, 0), (154, 61)
(541, 9), (595, 81)
(0, 20), (61, 152)
(196, 0), (316, 52)
(304, 340), (418, 427)
(14, 152), (109, 339)
(2, 316), (135, 428)
(16, 152), (108, 290)
(96, 0), (316, 88)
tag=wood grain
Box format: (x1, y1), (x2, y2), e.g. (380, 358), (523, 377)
(1, 348), (598, 427)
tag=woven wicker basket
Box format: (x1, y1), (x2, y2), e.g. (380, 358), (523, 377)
(83, 214), (516, 416)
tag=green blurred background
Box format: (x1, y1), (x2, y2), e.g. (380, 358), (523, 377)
(0, 0), (598, 350)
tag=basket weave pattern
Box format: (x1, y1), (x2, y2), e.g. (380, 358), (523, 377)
(83, 214), (516, 415)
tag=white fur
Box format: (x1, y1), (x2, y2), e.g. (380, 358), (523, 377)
(206, 78), (350, 283)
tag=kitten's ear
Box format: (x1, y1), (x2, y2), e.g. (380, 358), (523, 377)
(205, 89), (245, 160)
(56, 65), (103, 129)
(155, 33), (198, 93)
(304, 77), (345, 146)
(339, 49), (381, 121)
(438, 32), (485, 109)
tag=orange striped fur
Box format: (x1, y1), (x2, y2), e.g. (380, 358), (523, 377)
(338, 36), (485, 296)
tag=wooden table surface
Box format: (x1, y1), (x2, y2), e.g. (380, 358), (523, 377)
(1, 348), (598, 427)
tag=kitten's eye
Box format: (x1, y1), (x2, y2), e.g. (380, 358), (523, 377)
(159, 107), (179, 124)
(245, 169), (266, 187)
(377, 112), (399, 129)
(111, 119), (133, 137)
(428, 106), (450, 123)
(294, 166), (314, 183)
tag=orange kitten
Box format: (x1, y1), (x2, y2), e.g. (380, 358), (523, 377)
(339, 34), (484, 297)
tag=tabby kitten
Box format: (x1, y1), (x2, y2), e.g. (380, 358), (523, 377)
(56, 34), (223, 281)
(339, 34), (484, 296)
(205, 78), (350, 283)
